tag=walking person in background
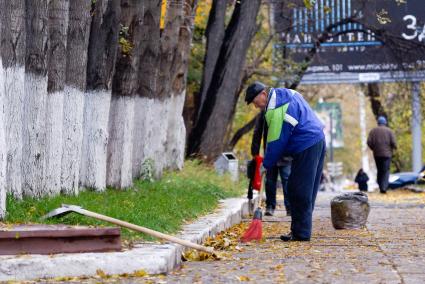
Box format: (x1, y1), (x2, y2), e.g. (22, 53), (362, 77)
(354, 168), (369, 192)
(251, 108), (292, 217)
(245, 81), (325, 242)
(367, 116), (397, 194)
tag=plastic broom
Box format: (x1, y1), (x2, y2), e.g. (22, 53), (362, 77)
(241, 171), (265, 242)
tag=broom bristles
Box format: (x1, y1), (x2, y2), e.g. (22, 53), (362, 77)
(241, 219), (262, 242)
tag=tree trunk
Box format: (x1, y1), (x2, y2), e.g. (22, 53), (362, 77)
(0, 60), (4, 217)
(132, 0), (161, 178)
(187, 0), (261, 160)
(145, 0), (184, 175)
(133, 0), (188, 177)
(61, 0), (91, 195)
(165, 0), (199, 170)
(1, 0), (26, 199)
(22, 0), (49, 197)
(193, 0), (226, 124)
(80, 0), (120, 190)
(0, 0), (8, 218)
(107, 0), (144, 188)
(44, 0), (69, 195)
(366, 83), (387, 120)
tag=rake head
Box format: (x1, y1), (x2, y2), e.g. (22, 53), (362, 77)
(40, 204), (83, 220)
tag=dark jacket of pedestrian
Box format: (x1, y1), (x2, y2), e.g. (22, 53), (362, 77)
(354, 169), (369, 192)
(367, 118), (397, 158)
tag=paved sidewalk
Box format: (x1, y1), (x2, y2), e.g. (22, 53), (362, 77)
(138, 191), (425, 284)
(5, 190), (425, 283)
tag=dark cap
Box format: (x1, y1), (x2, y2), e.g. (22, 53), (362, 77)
(245, 81), (266, 104)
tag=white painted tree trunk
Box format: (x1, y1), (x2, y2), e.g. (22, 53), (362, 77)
(131, 96), (150, 179)
(44, 91), (64, 195)
(4, 67), (25, 198)
(22, 74), (48, 197)
(44, 0), (69, 196)
(165, 91), (186, 170)
(131, 95), (186, 180)
(146, 99), (170, 178)
(61, 86), (85, 195)
(0, 60), (8, 219)
(107, 96), (134, 188)
(80, 90), (111, 190)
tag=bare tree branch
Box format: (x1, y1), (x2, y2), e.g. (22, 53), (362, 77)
(227, 112), (261, 150)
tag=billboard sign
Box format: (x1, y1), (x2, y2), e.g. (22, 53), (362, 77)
(273, 0), (425, 84)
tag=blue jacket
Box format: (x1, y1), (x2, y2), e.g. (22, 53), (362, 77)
(263, 88), (325, 169)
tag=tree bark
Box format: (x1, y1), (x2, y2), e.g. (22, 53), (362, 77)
(137, 0), (161, 99)
(80, 0), (120, 190)
(44, 0), (69, 195)
(187, 0), (262, 160)
(153, 0), (185, 175)
(86, 0), (120, 92)
(132, 0), (162, 178)
(134, 0), (188, 177)
(170, 0), (198, 97)
(1, 0), (26, 199)
(107, 0), (144, 188)
(193, 0), (226, 122)
(0, 0), (8, 218)
(157, 0), (184, 99)
(22, 0), (49, 197)
(366, 83), (387, 120)
(61, 0), (91, 195)
(165, 0), (198, 170)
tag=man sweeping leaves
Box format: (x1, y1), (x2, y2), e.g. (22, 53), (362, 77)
(244, 82), (326, 242)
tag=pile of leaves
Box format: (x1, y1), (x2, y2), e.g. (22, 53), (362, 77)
(182, 223), (247, 261)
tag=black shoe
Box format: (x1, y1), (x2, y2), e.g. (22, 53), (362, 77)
(265, 207), (274, 216)
(380, 190), (387, 194)
(280, 233), (310, 242)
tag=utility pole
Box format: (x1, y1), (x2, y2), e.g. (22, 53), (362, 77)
(412, 82), (422, 173)
(329, 110), (334, 163)
(358, 90), (370, 173)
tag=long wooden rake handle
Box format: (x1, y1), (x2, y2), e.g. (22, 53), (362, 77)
(66, 205), (216, 255)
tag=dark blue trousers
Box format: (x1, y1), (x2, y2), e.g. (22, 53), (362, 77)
(287, 139), (326, 239)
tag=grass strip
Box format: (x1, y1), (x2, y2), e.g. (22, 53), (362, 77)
(4, 160), (246, 240)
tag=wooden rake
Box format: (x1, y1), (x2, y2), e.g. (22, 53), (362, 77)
(41, 204), (216, 255)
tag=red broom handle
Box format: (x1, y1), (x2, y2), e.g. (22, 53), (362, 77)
(252, 155), (263, 190)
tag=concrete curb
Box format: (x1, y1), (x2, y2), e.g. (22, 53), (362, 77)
(0, 196), (254, 281)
